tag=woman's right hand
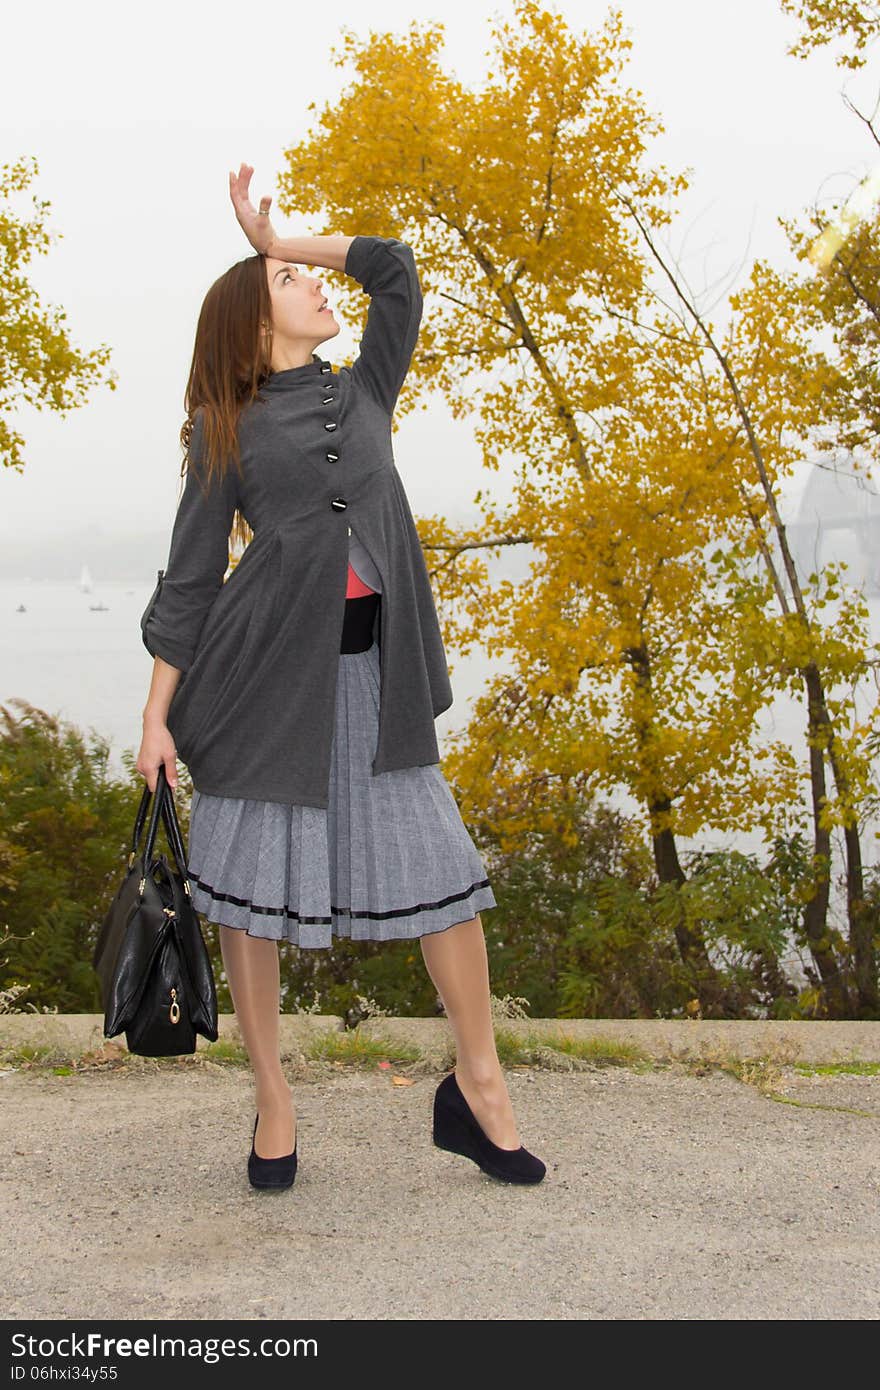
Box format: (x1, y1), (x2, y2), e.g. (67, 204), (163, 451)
(229, 162), (279, 257)
(136, 720), (179, 794)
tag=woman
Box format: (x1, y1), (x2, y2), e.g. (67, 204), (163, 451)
(136, 163), (546, 1191)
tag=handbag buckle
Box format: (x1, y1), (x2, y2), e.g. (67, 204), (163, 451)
(169, 986), (180, 1025)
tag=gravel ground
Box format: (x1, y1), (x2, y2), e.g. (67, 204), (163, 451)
(2, 1062), (878, 1321)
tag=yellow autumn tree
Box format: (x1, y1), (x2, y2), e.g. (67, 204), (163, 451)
(772, 0), (880, 1016)
(276, 0), (879, 1015)
(0, 156), (116, 472)
(781, 0), (880, 68)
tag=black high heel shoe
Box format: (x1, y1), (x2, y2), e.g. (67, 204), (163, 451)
(248, 1111), (298, 1190)
(432, 1069), (546, 1184)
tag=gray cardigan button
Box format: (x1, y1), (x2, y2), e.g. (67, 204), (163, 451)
(324, 421), (338, 432)
(322, 394), (334, 404)
(320, 363), (331, 373)
(326, 450), (339, 463)
(330, 497), (347, 511)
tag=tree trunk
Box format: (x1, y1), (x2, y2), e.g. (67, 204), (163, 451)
(649, 804), (741, 1017)
(802, 663), (852, 1016)
(818, 672), (880, 1016)
(755, 941), (798, 1009)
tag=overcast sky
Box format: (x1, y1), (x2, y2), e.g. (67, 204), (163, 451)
(2, 0), (876, 563)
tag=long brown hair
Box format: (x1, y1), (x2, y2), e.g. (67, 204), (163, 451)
(178, 252), (273, 553)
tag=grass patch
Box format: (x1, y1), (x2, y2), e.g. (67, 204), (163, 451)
(306, 1027), (423, 1067)
(0, 1037), (252, 1073)
(492, 1026), (653, 1070)
(727, 1056), (788, 1094)
(537, 1032), (652, 1068)
(0, 1042), (70, 1069)
(675, 1047), (880, 1100)
(793, 1061), (880, 1076)
(200, 1038), (250, 1066)
(0, 1029), (652, 1074)
(492, 1026), (537, 1066)
(678, 1048), (789, 1095)
(765, 1092), (879, 1118)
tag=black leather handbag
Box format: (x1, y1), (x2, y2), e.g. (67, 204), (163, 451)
(92, 765), (218, 1057)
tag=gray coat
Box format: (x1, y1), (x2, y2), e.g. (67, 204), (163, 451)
(141, 234), (453, 808)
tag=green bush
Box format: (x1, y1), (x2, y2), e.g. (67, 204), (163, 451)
(0, 700), (141, 1011)
(0, 702), (861, 1021)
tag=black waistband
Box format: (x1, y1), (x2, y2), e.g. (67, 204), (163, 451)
(340, 592), (381, 652)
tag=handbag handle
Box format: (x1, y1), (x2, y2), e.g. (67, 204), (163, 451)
(159, 779), (192, 886)
(141, 765), (171, 874)
(131, 766), (192, 887)
(130, 766), (176, 878)
(130, 776), (159, 861)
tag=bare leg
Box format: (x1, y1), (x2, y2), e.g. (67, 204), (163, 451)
(419, 914), (521, 1149)
(219, 925), (296, 1158)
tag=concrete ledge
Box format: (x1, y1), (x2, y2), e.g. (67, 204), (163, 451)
(359, 1017), (456, 1066)
(0, 1015), (877, 1064)
(0, 1013), (345, 1060)
(358, 1017), (880, 1064)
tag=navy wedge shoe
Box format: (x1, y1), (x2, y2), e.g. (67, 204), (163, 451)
(432, 1069), (546, 1184)
(248, 1112), (298, 1190)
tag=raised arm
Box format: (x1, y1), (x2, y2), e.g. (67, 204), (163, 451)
(140, 410), (239, 675)
(343, 235), (424, 416)
(226, 171), (423, 415)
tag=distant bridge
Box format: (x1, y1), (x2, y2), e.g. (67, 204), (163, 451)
(784, 464), (880, 594)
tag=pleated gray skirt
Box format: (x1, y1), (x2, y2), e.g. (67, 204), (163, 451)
(184, 637), (498, 949)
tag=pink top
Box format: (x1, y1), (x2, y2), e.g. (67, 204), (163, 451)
(346, 562), (378, 599)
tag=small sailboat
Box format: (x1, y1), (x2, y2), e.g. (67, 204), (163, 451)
(16, 603), (26, 612)
(79, 563), (93, 594)
(89, 602), (109, 611)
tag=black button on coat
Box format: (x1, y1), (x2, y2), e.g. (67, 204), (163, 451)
(140, 235), (453, 808)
